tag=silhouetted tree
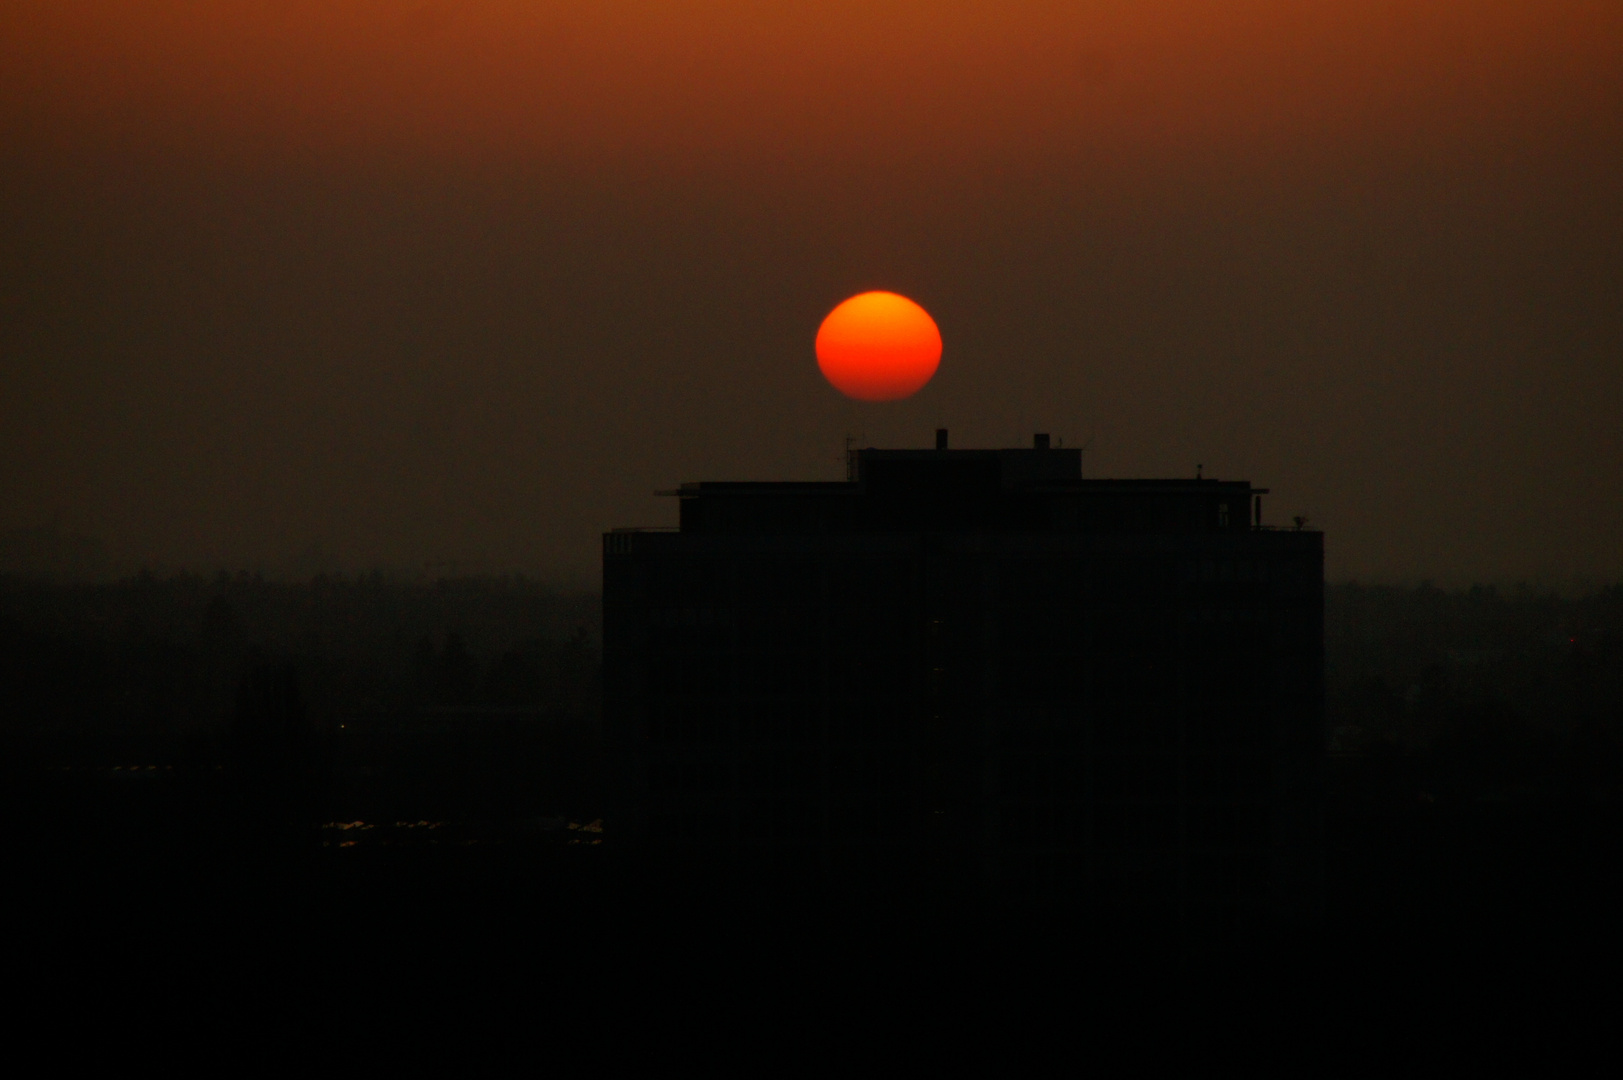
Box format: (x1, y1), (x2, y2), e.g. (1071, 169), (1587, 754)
(482, 649), (537, 706)
(438, 632), (477, 704)
(231, 658), (318, 847)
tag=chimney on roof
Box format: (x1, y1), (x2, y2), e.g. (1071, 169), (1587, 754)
(1033, 433), (1050, 451)
(935, 428), (949, 450)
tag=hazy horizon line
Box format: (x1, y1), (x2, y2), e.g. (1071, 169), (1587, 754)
(1, 555), (1615, 602)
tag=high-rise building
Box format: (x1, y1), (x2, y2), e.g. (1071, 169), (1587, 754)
(603, 432), (1322, 927)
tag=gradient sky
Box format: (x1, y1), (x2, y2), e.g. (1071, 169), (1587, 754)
(3, 2), (1620, 585)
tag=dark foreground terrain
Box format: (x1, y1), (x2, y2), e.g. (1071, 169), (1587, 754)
(5, 575), (1621, 1067)
(10, 761), (1619, 1070)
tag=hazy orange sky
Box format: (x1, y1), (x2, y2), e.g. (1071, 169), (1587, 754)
(7, 2), (1618, 159)
(3, 2), (1620, 583)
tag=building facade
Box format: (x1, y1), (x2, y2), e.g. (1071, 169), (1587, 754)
(604, 434), (1323, 926)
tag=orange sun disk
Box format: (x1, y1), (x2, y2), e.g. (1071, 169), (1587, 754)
(815, 292), (942, 402)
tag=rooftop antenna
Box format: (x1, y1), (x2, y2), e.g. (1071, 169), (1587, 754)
(844, 432), (863, 481)
(1078, 436), (1094, 478)
(1196, 463), (1203, 479)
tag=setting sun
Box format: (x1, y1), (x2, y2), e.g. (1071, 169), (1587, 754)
(815, 291), (942, 402)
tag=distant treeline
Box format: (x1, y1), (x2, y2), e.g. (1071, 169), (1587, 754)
(7, 571), (1619, 775)
(1327, 581), (1623, 804)
(0, 570), (601, 767)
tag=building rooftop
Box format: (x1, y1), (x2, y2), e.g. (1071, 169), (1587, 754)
(657, 432), (1277, 536)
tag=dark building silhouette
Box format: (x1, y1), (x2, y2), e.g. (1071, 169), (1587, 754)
(604, 433), (1323, 926)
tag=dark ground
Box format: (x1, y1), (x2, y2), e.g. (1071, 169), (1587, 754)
(10, 764), (1618, 1070)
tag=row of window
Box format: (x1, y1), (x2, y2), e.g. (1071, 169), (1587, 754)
(649, 798), (912, 843)
(1002, 753), (1271, 801)
(647, 800), (1272, 848)
(648, 750), (1274, 810)
(640, 603), (1308, 634)
(632, 557), (1316, 607)
(1000, 849), (1270, 898)
(642, 655), (1295, 699)
(649, 750), (912, 796)
(643, 699), (1293, 750)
